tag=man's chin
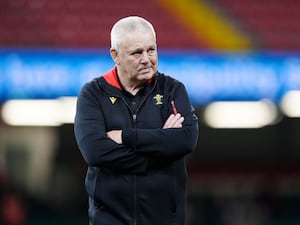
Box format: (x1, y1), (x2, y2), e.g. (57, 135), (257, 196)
(139, 71), (154, 79)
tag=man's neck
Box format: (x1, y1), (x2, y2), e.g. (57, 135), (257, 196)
(118, 76), (144, 96)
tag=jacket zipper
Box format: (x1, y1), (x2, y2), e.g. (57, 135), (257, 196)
(132, 113), (137, 225)
(130, 83), (157, 225)
(134, 175), (137, 225)
(100, 79), (158, 225)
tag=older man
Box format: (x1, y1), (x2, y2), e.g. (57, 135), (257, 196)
(74, 16), (198, 225)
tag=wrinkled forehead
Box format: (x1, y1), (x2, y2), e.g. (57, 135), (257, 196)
(120, 30), (156, 49)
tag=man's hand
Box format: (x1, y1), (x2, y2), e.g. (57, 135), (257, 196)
(107, 114), (184, 143)
(163, 113), (184, 129)
(107, 130), (122, 144)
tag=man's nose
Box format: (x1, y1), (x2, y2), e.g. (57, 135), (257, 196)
(140, 52), (150, 63)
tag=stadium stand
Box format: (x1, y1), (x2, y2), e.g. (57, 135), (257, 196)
(1, 0), (300, 51)
(159, 0), (253, 51)
(0, 0), (205, 49)
(217, 0), (300, 50)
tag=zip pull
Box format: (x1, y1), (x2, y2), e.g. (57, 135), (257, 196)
(133, 114), (137, 123)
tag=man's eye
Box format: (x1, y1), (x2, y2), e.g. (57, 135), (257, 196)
(148, 48), (156, 54)
(132, 51), (141, 56)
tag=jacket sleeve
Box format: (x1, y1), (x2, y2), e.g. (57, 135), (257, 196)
(122, 83), (199, 159)
(74, 82), (149, 173)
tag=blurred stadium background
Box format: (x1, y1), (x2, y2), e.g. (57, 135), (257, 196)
(1, 0), (300, 224)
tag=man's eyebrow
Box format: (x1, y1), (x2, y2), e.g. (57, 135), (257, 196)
(130, 48), (143, 54)
(128, 44), (156, 54)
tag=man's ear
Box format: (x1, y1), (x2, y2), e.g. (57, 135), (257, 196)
(110, 48), (119, 64)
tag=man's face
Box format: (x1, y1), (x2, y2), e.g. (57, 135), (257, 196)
(112, 31), (158, 84)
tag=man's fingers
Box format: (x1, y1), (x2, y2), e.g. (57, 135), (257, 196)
(163, 113), (184, 129)
(174, 116), (184, 127)
(107, 130), (122, 144)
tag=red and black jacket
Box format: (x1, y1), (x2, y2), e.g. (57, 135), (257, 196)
(74, 67), (198, 225)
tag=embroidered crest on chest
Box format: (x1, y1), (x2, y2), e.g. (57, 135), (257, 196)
(153, 94), (163, 105)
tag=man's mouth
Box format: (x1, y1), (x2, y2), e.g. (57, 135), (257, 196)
(139, 67), (151, 73)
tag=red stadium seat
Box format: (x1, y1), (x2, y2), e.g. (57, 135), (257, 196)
(217, 0), (300, 50)
(0, 0), (205, 49)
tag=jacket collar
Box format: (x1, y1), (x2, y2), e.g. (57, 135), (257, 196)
(103, 67), (122, 90)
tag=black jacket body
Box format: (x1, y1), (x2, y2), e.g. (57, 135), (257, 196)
(74, 67), (199, 225)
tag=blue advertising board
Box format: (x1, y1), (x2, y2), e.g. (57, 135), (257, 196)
(0, 48), (300, 105)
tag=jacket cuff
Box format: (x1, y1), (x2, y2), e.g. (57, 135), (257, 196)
(122, 128), (137, 147)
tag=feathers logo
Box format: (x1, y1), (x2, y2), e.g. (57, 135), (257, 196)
(109, 97), (117, 104)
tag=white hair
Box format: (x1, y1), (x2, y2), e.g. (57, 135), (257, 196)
(110, 16), (156, 51)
